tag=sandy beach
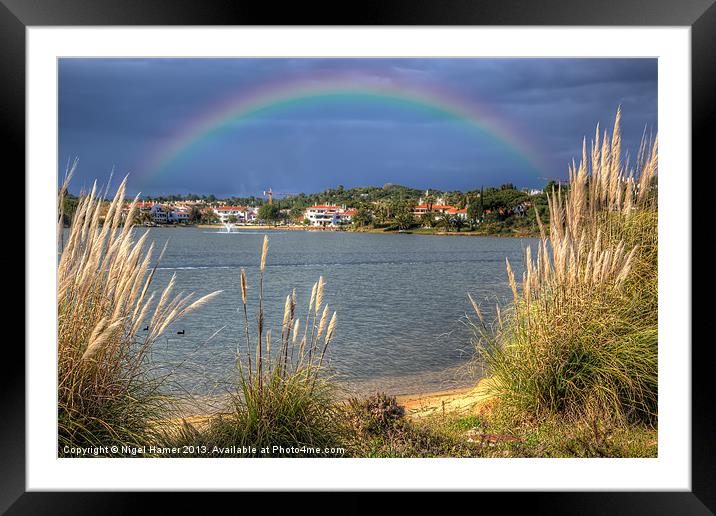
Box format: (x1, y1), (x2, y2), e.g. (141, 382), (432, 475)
(396, 377), (496, 419)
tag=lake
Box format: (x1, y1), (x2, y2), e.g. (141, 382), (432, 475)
(137, 227), (537, 398)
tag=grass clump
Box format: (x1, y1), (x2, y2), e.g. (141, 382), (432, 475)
(471, 109), (658, 427)
(57, 165), (220, 455)
(342, 394), (486, 457)
(343, 405), (463, 458)
(476, 407), (657, 458)
(348, 407), (657, 458)
(347, 392), (405, 436)
(174, 237), (345, 456)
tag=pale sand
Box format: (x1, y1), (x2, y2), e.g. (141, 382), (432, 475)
(396, 377), (496, 420)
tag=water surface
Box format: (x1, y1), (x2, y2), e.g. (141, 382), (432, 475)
(138, 228), (536, 397)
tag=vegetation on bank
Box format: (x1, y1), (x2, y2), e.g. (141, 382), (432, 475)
(57, 164), (220, 455)
(349, 219), (544, 237)
(341, 401), (657, 458)
(470, 110), (658, 429)
(58, 109), (657, 458)
(168, 238), (344, 456)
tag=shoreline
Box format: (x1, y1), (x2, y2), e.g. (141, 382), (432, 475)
(166, 378), (496, 429)
(396, 377), (495, 419)
(147, 224), (540, 238)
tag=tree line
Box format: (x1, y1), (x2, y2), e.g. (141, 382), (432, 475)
(61, 182), (555, 233)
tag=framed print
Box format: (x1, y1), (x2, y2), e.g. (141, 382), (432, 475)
(6, 0), (713, 512)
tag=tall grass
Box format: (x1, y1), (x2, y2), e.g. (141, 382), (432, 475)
(471, 109), (658, 425)
(176, 236), (343, 456)
(57, 167), (220, 453)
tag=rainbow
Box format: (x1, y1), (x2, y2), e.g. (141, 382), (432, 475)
(141, 74), (546, 186)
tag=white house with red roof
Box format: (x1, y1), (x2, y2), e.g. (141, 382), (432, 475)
(135, 201), (154, 212)
(304, 205), (355, 227)
(413, 203), (468, 223)
(413, 191), (470, 221)
(168, 206), (191, 223)
(213, 206), (251, 223)
(413, 203), (455, 218)
(446, 207), (468, 220)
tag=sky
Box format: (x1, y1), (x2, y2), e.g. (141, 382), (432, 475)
(58, 58), (657, 198)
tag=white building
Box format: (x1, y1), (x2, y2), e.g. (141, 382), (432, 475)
(413, 203), (454, 218)
(214, 206), (248, 223)
(413, 203), (468, 225)
(135, 201), (154, 214)
(304, 205), (356, 227)
(446, 207), (468, 220)
(418, 190), (447, 206)
(168, 207), (191, 223)
(244, 207), (258, 222)
(149, 204), (169, 224)
(122, 202), (191, 224)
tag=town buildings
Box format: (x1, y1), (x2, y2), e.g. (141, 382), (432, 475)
(303, 205), (356, 227)
(412, 203), (467, 221)
(122, 201), (192, 224)
(213, 206), (257, 224)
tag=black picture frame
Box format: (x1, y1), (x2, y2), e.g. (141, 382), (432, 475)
(6, 0), (712, 512)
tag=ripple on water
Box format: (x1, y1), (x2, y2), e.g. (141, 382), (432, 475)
(121, 228), (536, 396)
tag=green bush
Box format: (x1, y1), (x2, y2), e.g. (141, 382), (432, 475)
(471, 111), (658, 426)
(347, 393), (406, 436)
(179, 370), (343, 456)
(57, 173), (219, 455)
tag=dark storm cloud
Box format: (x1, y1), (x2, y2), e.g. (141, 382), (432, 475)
(58, 58), (657, 197)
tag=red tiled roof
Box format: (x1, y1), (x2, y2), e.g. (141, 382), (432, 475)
(306, 205), (340, 210)
(415, 204), (455, 211)
(216, 206), (247, 211)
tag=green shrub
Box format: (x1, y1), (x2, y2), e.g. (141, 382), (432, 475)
(347, 392), (406, 436)
(57, 169), (219, 455)
(185, 370), (343, 456)
(471, 110), (658, 426)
